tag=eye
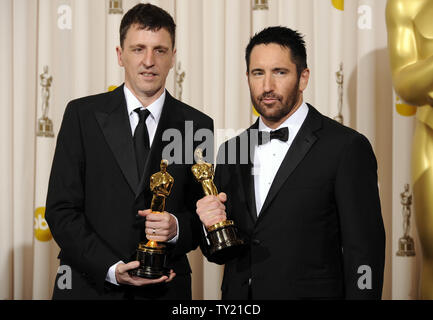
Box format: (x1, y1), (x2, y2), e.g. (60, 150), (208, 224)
(252, 71), (264, 76)
(155, 48), (167, 55)
(274, 70), (287, 75)
(133, 48), (142, 53)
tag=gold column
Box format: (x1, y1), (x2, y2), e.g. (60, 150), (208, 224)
(386, 0), (433, 299)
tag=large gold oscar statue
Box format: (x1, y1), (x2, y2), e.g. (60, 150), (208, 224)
(131, 160), (173, 278)
(192, 149), (244, 260)
(386, 0), (433, 299)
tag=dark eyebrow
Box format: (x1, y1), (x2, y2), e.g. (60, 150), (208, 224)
(128, 44), (170, 50)
(272, 68), (289, 72)
(250, 68), (264, 73)
(129, 44), (144, 49)
(154, 45), (169, 51)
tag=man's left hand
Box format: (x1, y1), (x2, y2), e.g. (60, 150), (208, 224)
(139, 210), (177, 242)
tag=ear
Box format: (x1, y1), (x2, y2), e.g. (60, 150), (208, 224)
(171, 48), (177, 69)
(298, 68), (310, 92)
(246, 71), (253, 88)
(116, 46), (124, 67)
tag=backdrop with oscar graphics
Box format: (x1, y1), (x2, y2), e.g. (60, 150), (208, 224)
(0, 0), (424, 299)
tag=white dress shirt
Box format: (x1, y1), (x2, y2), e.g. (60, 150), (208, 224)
(253, 102), (309, 216)
(106, 86), (178, 285)
(124, 85), (164, 142)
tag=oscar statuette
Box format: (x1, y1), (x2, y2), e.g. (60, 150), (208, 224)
(192, 148), (244, 261)
(396, 184), (415, 256)
(37, 66), (55, 137)
(130, 160), (173, 278)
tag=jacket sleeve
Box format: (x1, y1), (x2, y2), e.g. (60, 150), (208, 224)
(334, 134), (386, 299)
(45, 102), (119, 293)
(170, 117), (215, 260)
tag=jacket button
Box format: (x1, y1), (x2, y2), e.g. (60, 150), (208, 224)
(252, 239), (261, 245)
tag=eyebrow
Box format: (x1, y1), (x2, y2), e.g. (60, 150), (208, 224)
(250, 68), (264, 73)
(250, 67), (290, 73)
(129, 44), (170, 50)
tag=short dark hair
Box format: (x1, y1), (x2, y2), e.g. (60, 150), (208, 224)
(245, 26), (307, 77)
(119, 3), (176, 48)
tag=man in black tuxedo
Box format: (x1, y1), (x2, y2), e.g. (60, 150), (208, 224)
(196, 27), (385, 300)
(45, 3), (212, 299)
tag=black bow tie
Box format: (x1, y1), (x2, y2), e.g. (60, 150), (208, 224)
(258, 127), (289, 145)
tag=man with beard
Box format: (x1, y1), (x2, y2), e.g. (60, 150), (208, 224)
(196, 27), (385, 299)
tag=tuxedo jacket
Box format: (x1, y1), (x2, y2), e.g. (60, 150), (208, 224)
(201, 104), (385, 300)
(46, 85), (213, 299)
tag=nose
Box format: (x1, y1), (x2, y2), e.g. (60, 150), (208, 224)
(263, 73), (274, 93)
(142, 50), (155, 68)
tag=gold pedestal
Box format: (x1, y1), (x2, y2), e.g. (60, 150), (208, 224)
(130, 241), (168, 278)
(396, 236), (415, 257)
(206, 220), (245, 261)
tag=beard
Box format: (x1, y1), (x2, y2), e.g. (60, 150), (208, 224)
(251, 78), (300, 123)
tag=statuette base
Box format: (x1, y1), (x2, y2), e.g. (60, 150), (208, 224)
(396, 236), (415, 257)
(37, 118), (54, 137)
(207, 221), (245, 261)
(130, 242), (169, 279)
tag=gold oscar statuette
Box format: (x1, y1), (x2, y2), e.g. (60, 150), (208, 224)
(130, 160), (173, 278)
(192, 148), (244, 260)
(386, 0), (433, 298)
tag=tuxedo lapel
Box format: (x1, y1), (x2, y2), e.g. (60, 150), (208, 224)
(136, 91), (183, 199)
(257, 104), (323, 219)
(238, 160), (257, 224)
(236, 119), (259, 223)
(95, 85), (139, 195)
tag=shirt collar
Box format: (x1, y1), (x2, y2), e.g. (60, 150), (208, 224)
(258, 101), (309, 133)
(124, 85), (165, 123)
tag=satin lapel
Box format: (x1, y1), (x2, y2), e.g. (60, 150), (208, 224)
(136, 91), (182, 198)
(236, 119), (259, 224)
(95, 85), (139, 195)
(257, 104), (323, 219)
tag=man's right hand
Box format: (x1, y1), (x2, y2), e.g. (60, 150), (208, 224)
(115, 261), (175, 286)
(196, 192), (227, 228)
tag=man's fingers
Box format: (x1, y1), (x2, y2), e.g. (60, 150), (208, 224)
(165, 270), (176, 283)
(203, 209), (226, 220)
(146, 235), (167, 242)
(206, 217), (227, 227)
(204, 200), (225, 211)
(145, 215), (174, 232)
(196, 201), (225, 217)
(145, 219), (170, 229)
(117, 262), (177, 286)
(116, 261), (140, 285)
(197, 195), (219, 207)
(218, 192), (227, 203)
(145, 211), (170, 222)
(201, 211), (226, 228)
(118, 261), (139, 273)
(138, 209), (152, 217)
(129, 275), (168, 286)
